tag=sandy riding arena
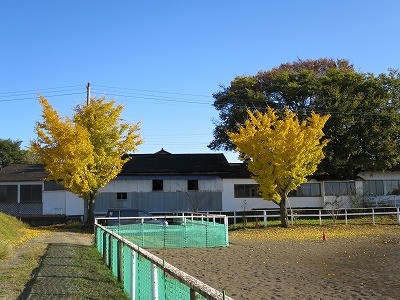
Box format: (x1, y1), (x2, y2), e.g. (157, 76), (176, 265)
(155, 225), (400, 300)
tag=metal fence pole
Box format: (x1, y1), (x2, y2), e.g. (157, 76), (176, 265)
(319, 210), (322, 225)
(131, 250), (137, 300)
(151, 263), (159, 300)
(345, 209), (348, 225)
(233, 211), (237, 229)
(372, 208), (375, 225)
(397, 207), (400, 225)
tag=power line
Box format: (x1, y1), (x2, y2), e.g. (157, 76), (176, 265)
(0, 92), (85, 103)
(0, 85), (83, 96)
(93, 84), (211, 98)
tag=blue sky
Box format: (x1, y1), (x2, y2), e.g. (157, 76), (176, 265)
(1, 1), (399, 162)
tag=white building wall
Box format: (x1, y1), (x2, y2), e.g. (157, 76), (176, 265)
(99, 180), (152, 192)
(43, 190), (84, 216)
(222, 178), (324, 211)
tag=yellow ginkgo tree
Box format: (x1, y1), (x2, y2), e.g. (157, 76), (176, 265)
(228, 108), (329, 227)
(31, 96), (142, 226)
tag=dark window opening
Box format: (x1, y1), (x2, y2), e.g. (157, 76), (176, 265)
(117, 192), (127, 200)
(152, 180), (163, 191)
(288, 183), (321, 197)
(0, 185), (18, 203)
(234, 184), (261, 198)
(20, 185), (42, 203)
(44, 181), (65, 191)
(188, 180), (199, 191)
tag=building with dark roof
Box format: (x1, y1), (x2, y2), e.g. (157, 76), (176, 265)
(1, 149), (400, 217)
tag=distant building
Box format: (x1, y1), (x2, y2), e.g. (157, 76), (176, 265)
(0, 150), (399, 217)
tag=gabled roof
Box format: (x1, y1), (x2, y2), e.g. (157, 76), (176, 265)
(120, 153), (231, 176)
(0, 164), (47, 182)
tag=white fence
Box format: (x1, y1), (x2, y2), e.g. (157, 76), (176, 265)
(227, 207), (400, 227)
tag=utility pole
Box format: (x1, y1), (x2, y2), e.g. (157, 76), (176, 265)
(86, 82), (91, 105)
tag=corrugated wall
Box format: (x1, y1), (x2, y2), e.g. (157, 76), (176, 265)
(94, 191), (222, 214)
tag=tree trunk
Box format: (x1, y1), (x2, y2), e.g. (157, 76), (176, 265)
(85, 192), (95, 227)
(279, 194), (289, 228)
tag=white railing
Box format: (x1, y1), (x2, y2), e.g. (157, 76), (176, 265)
(225, 207), (400, 227)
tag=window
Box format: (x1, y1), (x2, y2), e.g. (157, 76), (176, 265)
(44, 181), (65, 191)
(288, 183), (321, 197)
(20, 185), (42, 203)
(152, 180), (163, 191)
(188, 180), (199, 191)
(324, 182), (355, 196)
(117, 192), (127, 200)
(385, 180), (400, 195)
(0, 185), (18, 203)
(234, 184), (261, 198)
(363, 180), (384, 196)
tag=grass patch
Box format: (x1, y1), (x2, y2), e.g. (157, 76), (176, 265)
(0, 213), (41, 261)
(71, 245), (128, 299)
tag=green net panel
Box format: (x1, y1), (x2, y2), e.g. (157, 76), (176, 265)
(159, 268), (190, 299)
(106, 220), (228, 248)
(96, 227), (103, 253)
(122, 244), (132, 297)
(136, 254), (152, 300)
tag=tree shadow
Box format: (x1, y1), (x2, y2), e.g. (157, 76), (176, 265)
(17, 243), (96, 299)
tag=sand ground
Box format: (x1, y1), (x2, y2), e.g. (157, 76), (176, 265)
(155, 227), (400, 300)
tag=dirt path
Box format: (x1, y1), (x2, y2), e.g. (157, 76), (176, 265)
(0, 230), (92, 300)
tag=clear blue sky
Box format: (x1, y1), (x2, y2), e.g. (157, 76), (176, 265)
(1, 1), (399, 162)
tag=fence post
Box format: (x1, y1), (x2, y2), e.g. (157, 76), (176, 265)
(319, 210), (322, 225)
(233, 211), (237, 229)
(190, 289), (198, 300)
(224, 216), (229, 245)
(290, 211), (294, 226)
(345, 209), (348, 225)
(263, 210), (267, 228)
(102, 231), (107, 264)
(117, 240), (122, 282)
(151, 263), (159, 300)
(397, 207), (400, 225)
(372, 208), (375, 225)
(108, 235), (112, 268)
(131, 250), (137, 300)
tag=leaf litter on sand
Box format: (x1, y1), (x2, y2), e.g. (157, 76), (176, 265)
(229, 224), (400, 243)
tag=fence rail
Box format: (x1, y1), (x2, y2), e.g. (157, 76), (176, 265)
(95, 214), (232, 300)
(225, 207), (400, 227)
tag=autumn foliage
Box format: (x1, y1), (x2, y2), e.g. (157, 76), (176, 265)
(31, 96), (142, 225)
(228, 108), (329, 227)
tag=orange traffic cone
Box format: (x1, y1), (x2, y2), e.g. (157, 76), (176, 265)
(322, 231), (327, 241)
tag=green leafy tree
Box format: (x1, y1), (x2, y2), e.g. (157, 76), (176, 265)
(31, 96), (142, 225)
(210, 58), (400, 178)
(228, 108), (329, 227)
(0, 138), (26, 168)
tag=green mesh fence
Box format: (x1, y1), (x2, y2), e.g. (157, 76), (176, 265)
(122, 244), (132, 296)
(96, 227), (103, 253)
(106, 220), (228, 248)
(96, 217), (230, 300)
